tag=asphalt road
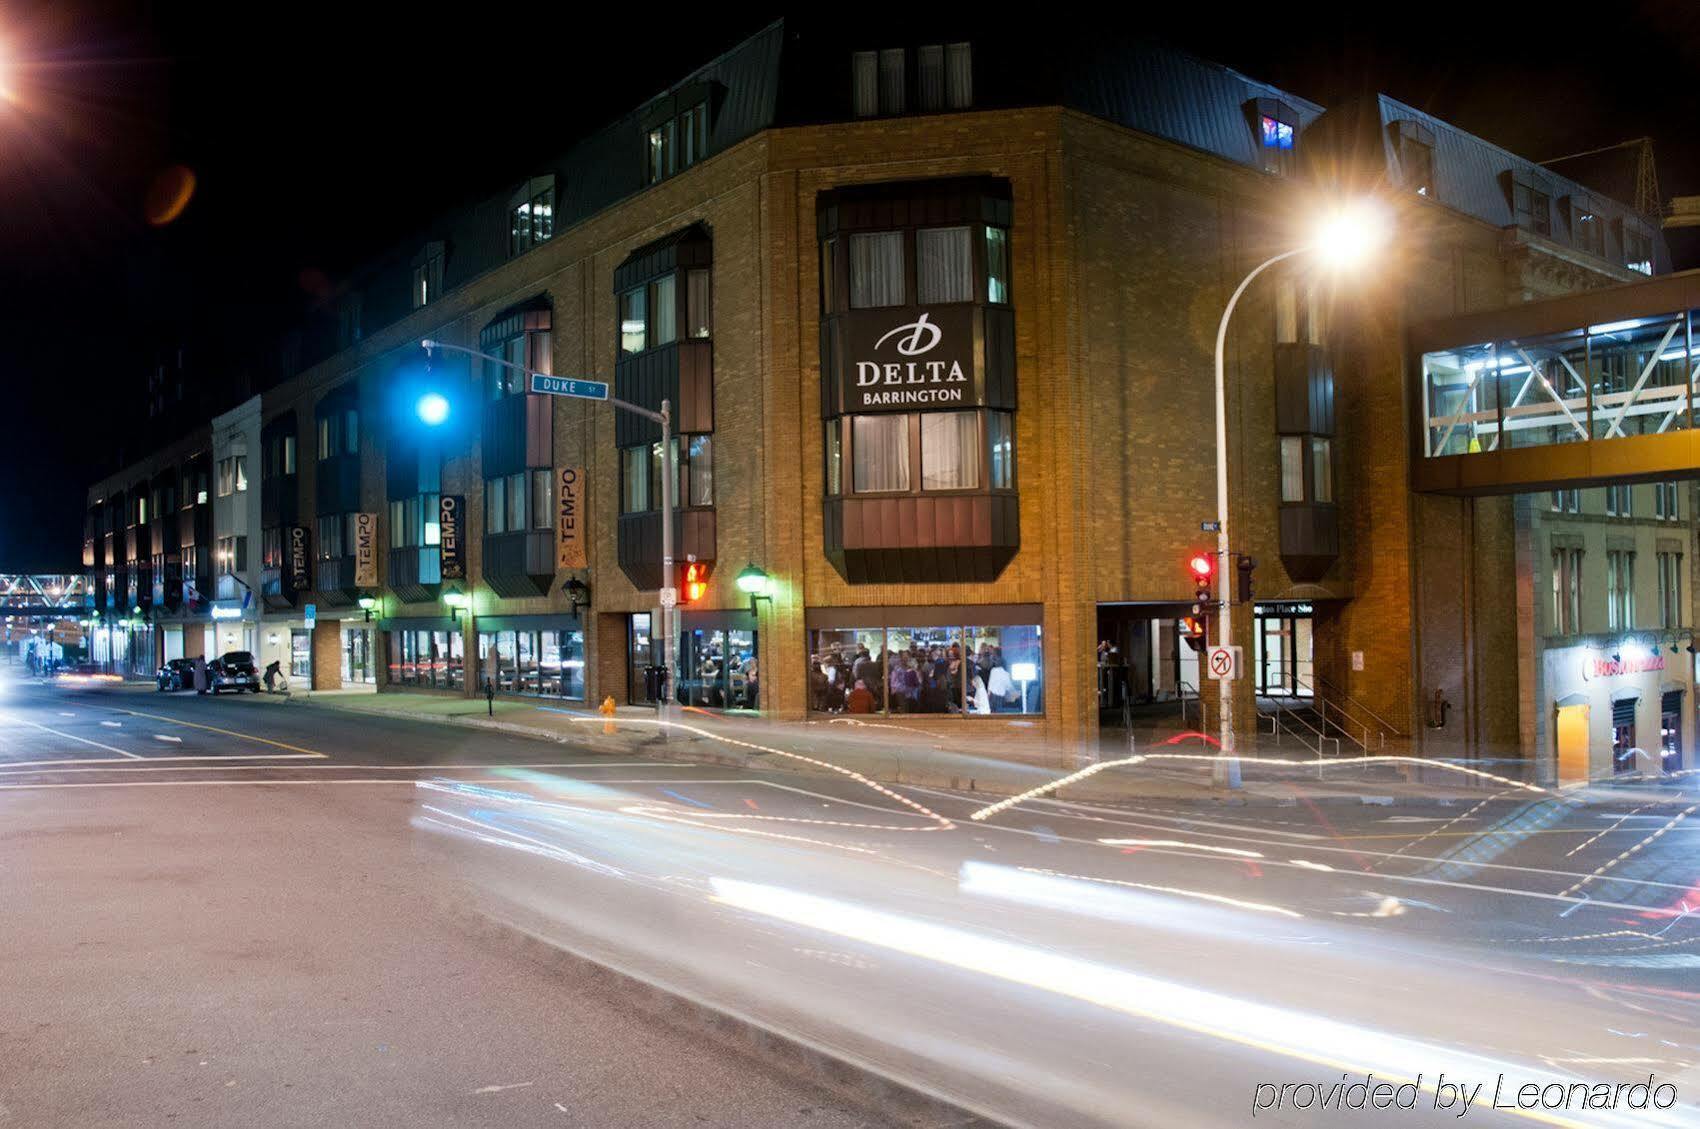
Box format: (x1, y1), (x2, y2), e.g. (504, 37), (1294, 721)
(6, 676), (1700, 1128)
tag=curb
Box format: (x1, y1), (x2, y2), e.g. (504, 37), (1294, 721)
(294, 697), (1496, 808)
(449, 903), (1000, 1129)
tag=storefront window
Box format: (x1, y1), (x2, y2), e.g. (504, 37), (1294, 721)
(1612, 698), (1638, 774)
(1662, 691), (1683, 773)
(387, 630), (463, 690)
(808, 619), (1041, 717)
(676, 627), (759, 709)
(290, 630), (312, 679)
(475, 628), (584, 701)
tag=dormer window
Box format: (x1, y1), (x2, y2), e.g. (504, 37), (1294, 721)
(1571, 198), (1603, 257)
(1510, 173), (1552, 237)
(509, 176), (556, 257)
(1390, 120), (1436, 197)
(917, 43), (972, 112)
(1623, 223), (1653, 275)
(411, 241), (444, 309)
(1248, 98), (1299, 175)
(645, 101), (710, 185)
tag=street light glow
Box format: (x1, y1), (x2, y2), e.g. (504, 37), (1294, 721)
(1312, 201), (1388, 270)
(415, 391), (450, 426)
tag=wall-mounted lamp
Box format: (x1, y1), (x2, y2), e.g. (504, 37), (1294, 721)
(357, 593), (378, 623)
(562, 577), (590, 617)
(443, 585), (470, 624)
(735, 563), (774, 618)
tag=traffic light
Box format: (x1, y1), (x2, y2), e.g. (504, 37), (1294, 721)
(1179, 612), (1207, 652)
(1236, 554), (1257, 604)
(679, 560), (710, 605)
(1188, 552), (1215, 603)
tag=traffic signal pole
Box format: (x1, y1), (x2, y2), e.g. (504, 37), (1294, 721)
(420, 339), (676, 714)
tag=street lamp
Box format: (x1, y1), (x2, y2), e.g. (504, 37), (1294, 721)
(415, 391), (450, 427)
(1210, 200), (1387, 784)
(562, 577), (590, 617)
(357, 593), (377, 622)
(442, 585), (470, 624)
(735, 563), (774, 617)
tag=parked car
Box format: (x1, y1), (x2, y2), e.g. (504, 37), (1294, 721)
(204, 651), (260, 694)
(157, 658), (197, 691)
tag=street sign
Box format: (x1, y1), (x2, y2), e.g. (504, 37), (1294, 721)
(304, 603), (317, 629)
(658, 586), (678, 609)
(1205, 644), (1241, 681)
(1200, 521), (1220, 532)
(531, 373), (610, 401)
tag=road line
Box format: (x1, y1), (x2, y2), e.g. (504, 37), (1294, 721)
(153, 735), (183, 744)
(98, 705), (329, 758)
(99, 721), (122, 728)
(907, 786), (1326, 841)
(0, 712), (142, 759)
(0, 761), (702, 775)
(0, 753), (325, 768)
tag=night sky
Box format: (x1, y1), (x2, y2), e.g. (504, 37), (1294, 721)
(1, 3), (1695, 572)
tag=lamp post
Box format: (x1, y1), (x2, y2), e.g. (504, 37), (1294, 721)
(357, 593), (377, 622)
(1211, 202), (1386, 784)
(421, 337), (678, 713)
(442, 585), (469, 625)
(735, 563), (774, 617)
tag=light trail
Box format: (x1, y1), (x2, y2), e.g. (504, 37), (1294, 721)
(1559, 806), (1698, 898)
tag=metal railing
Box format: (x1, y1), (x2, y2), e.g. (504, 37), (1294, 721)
(1177, 681), (1207, 732)
(1304, 674), (1406, 749)
(1259, 695), (1340, 758)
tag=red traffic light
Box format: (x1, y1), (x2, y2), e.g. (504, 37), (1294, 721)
(1188, 553), (1214, 581)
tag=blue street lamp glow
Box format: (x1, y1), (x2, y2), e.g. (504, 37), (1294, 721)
(415, 392), (450, 426)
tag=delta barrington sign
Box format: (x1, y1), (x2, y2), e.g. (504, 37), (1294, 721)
(844, 308), (976, 412)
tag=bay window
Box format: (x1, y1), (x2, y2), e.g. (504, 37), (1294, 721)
(851, 414), (910, 492)
(619, 436), (712, 513)
(388, 494), (441, 548)
(920, 411), (980, 489)
(834, 411), (1013, 496)
(988, 411), (1013, 489)
(986, 226), (1010, 303)
(849, 232), (904, 308)
(916, 227), (972, 303)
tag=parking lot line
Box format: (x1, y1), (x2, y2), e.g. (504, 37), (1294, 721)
(0, 712), (142, 759)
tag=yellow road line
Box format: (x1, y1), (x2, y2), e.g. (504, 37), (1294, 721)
(106, 706), (328, 758)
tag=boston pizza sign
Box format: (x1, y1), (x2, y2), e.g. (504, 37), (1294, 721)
(839, 306), (977, 413)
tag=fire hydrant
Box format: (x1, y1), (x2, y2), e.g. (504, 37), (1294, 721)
(600, 695), (618, 735)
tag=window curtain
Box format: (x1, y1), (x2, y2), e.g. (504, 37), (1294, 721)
(651, 275), (677, 345)
(917, 45), (943, 111)
(921, 412), (979, 489)
(505, 471), (525, 532)
(1280, 437), (1304, 501)
(878, 48), (905, 114)
(917, 227), (972, 304)
(852, 415), (910, 492)
(1310, 438), (1332, 502)
(687, 435), (713, 507)
(687, 269), (711, 338)
(850, 232), (904, 308)
(945, 43), (972, 108)
(851, 52), (878, 117)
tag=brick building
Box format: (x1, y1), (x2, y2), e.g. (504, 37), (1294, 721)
(85, 21), (1673, 773)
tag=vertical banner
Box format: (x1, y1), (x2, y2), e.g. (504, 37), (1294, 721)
(287, 526), (311, 593)
(353, 512), (379, 587)
(439, 495), (466, 580)
(557, 466), (586, 569)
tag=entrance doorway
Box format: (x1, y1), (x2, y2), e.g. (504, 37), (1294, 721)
(1253, 602), (1313, 698)
(1555, 701), (1590, 784)
(343, 626), (375, 684)
(677, 625), (758, 709)
(1094, 603), (1200, 725)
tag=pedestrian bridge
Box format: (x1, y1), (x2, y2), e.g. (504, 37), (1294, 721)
(1413, 270), (1700, 495)
(0, 574), (92, 618)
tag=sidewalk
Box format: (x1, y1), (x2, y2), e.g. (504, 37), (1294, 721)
(240, 689), (1599, 809)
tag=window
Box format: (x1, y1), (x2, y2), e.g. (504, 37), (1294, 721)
(317, 415), (335, 460)
(1280, 437), (1304, 501)
(849, 231), (904, 308)
(389, 494), (441, 548)
(1662, 691), (1683, 773)
(1606, 483), (1633, 516)
(1573, 202), (1603, 256)
(475, 629), (584, 700)
(916, 226), (973, 304)
(918, 44), (944, 111)
(1550, 488), (1580, 513)
(851, 51), (878, 117)
(510, 182), (555, 257)
(1655, 481), (1680, 520)
(685, 435), (713, 507)
(1310, 438), (1333, 503)
(262, 527), (282, 570)
(1398, 136), (1434, 196)
(506, 470), (525, 533)
(825, 421), (843, 495)
(620, 287), (647, 356)
(216, 458), (235, 498)
(920, 412), (980, 490)
(1259, 113), (1296, 175)
(1552, 547), (1582, 634)
(269, 434), (296, 476)
(530, 468), (552, 530)
(679, 103), (708, 169)
(806, 620), (1042, 716)
(1607, 549), (1636, 630)
(879, 48), (905, 114)
(988, 411), (1013, 489)
(234, 455), (247, 493)
(945, 43), (972, 109)
(485, 475), (508, 534)
(687, 269), (711, 338)
(215, 535), (246, 575)
(821, 239), (837, 313)
(1624, 225), (1653, 275)
(651, 274), (677, 346)
(411, 244), (444, 309)
(851, 414), (910, 492)
(647, 118), (675, 184)
(316, 514), (347, 559)
(389, 630), (464, 691)
(344, 410), (359, 455)
(621, 447), (649, 515)
(1612, 699), (1638, 775)
(986, 226), (1010, 304)
(1659, 551), (1683, 628)
(1513, 178), (1551, 237)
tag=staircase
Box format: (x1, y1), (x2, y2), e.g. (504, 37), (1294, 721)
(1258, 676), (1406, 757)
